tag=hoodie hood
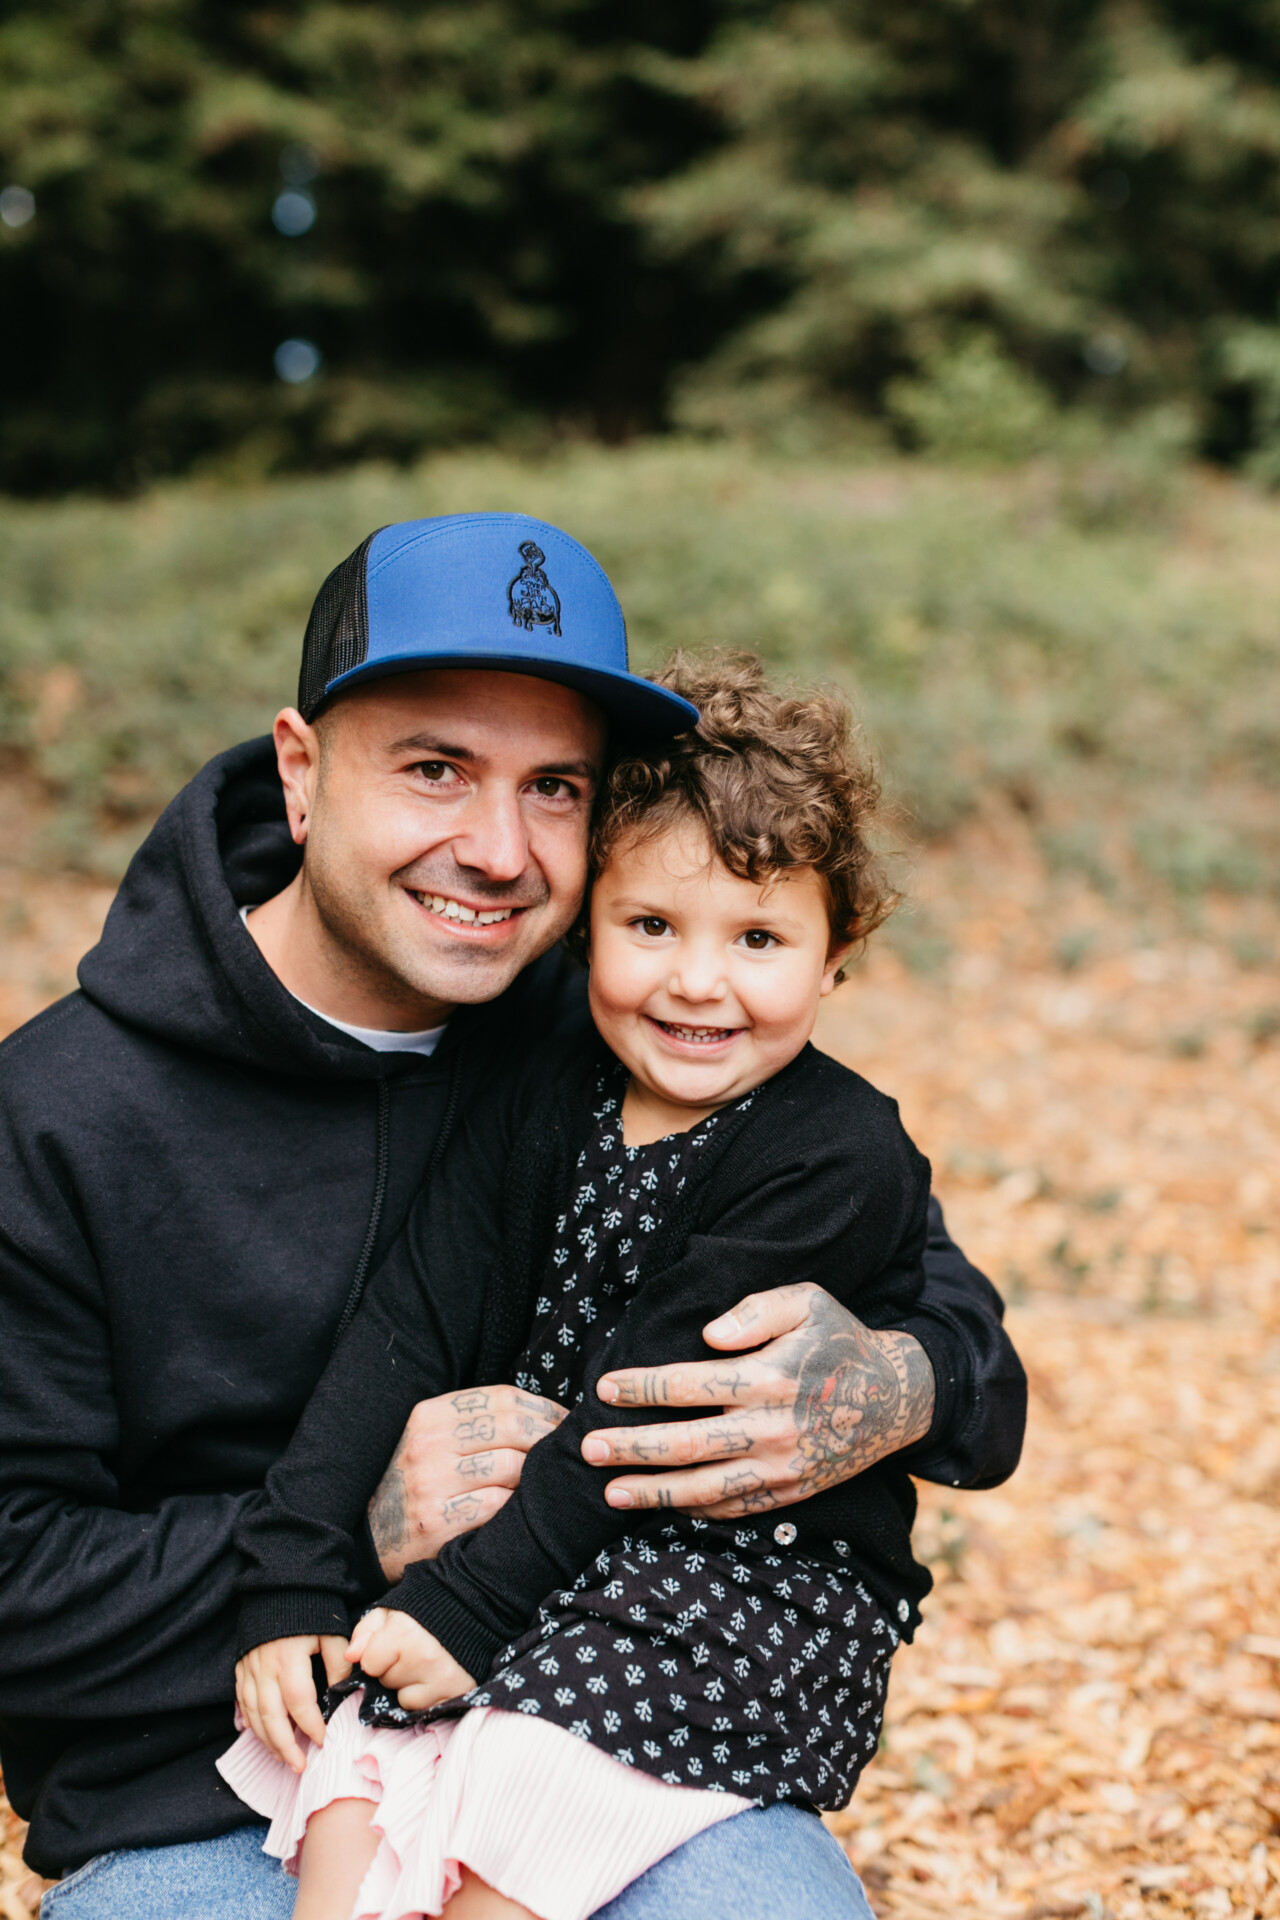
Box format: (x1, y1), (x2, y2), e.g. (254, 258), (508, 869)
(78, 737), (422, 1079)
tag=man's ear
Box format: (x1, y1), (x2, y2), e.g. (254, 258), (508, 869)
(273, 708), (322, 847)
(820, 941), (856, 996)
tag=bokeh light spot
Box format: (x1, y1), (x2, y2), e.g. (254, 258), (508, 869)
(274, 338), (322, 384)
(0, 185), (36, 229)
(272, 190), (316, 237)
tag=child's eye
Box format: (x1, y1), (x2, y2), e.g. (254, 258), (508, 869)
(738, 929), (778, 951)
(633, 916), (671, 938)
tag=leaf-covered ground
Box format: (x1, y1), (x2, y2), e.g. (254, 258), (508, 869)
(820, 824), (1280, 1919)
(1, 817), (1277, 1916)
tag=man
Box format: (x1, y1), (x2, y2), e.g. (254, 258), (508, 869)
(0, 515), (1025, 1917)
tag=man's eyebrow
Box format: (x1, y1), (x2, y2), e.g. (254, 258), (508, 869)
(532, 759), (600, 780)
(387, 735), (599, 780)
(388, 734), (478, 758)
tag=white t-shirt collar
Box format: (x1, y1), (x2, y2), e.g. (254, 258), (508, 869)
(239, 906), (447, 1058)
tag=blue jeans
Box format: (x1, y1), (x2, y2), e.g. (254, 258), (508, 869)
(41, 1805), (874, 1918)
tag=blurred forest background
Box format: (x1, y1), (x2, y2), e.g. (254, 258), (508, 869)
(1, 0), (1279, 898)
(2, 6), (1280, 1919)
(9, 0), (1280, 489)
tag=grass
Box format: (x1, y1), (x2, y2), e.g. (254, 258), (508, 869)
(0, 440), (1276, 892)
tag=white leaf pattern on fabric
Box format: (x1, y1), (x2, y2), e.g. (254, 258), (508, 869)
(340, 1068), (892, 1810)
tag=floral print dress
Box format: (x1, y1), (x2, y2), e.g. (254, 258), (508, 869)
(355, 1070), (900, 1811)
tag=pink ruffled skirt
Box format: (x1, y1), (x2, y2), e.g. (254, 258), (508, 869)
(217, 1695), (749, 1920)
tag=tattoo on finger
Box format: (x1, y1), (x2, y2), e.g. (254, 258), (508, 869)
(455, 1452), (495, 1480)
(718, 1465), (773, 1506)
(697, 1367), (753, 1402)
(441, 1492), (487, 1527)
(702, 1422), (755, 1456)
(733, 1484), (781, 1513)
(450, 1390), (490, 1414)
(514, 1391), (564, 1424)
(610, 1371), (668, 1408)
(454, 1415), (497, 1445)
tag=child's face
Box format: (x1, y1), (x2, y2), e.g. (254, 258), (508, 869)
(587, 818), (848, 1118)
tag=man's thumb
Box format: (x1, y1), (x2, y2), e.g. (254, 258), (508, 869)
(703, 1286), (811, 1349)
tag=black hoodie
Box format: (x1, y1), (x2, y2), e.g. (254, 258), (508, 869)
(0, 738), (1025, 1876)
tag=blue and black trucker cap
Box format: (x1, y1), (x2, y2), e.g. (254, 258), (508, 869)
(298, 513), (698, 738)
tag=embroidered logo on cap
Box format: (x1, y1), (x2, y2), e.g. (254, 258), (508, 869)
(508, 541), (562, 637)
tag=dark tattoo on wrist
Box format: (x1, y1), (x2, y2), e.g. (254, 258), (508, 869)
(368, 1452), (408, 1563)
(785, 1297), (936, 1495)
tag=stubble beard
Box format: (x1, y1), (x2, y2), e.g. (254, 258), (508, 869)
(304, 843), (574, 1016)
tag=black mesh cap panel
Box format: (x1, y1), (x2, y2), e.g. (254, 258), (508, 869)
(297, 528), (385, 720)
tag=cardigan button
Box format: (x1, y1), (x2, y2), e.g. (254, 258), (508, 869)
(773, 1522), (797, 1546)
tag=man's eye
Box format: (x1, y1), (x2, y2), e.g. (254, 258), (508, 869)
(416, 761), (459, 785)
(531, 777), (573, 799)
(739, 929), (778, 951)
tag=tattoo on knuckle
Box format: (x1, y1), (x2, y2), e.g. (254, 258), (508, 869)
(455, 1415), (497, 1444)
(456, 1452), (494, 1481)
(450, 1390), (490, 1415)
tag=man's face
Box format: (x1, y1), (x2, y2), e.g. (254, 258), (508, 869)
(297, 669), (605, 1013)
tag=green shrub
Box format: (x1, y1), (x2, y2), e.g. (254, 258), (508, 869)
(885, 336), (1057, 465)
(0, 441), (1275, 899)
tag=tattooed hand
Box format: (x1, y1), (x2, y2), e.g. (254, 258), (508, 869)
(579, 1285), (935, 1519)
(370, 1385), (567, 1581)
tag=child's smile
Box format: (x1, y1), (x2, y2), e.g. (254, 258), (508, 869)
(587, 817), (851, 1146)
(646, 1015), (743, 1051)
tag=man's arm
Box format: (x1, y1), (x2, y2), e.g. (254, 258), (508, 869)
(577, 1195), (1026, 1516)
(0, 1225), (252, 1717)
(375, 1122), (934, 1678)
(894, 1194), (1028, 1488)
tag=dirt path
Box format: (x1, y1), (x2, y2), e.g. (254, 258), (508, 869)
(2, 824), (1277, 1917)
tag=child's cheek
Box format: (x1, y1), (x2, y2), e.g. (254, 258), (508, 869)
(588, 942), (648, 1043)
(598, 939), (654, 1014)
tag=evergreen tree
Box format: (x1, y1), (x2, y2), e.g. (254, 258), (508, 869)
(0, 0), (711, 489)
(4, 0), (1280, 487)
(637, 1), (1280, 464)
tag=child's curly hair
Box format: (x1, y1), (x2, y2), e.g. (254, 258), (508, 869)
(570, 650), (898, 980)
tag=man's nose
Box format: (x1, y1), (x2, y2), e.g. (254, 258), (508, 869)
(452, 784), (531, 884)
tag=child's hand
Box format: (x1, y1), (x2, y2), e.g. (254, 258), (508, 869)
(236, 1633), (352, 1774)
(347, 1608), (475, 1711)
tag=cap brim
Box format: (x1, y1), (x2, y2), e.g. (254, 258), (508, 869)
(323, 652), (698, 740)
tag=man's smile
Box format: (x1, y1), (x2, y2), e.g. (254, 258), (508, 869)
(408, 889), (520, 927)
(405, 886), (532, 940)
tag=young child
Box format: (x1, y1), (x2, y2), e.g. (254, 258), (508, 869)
(219, 652), (935, 1920)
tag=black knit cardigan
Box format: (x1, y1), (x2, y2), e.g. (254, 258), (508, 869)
(234, 1039), (935, 1681)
